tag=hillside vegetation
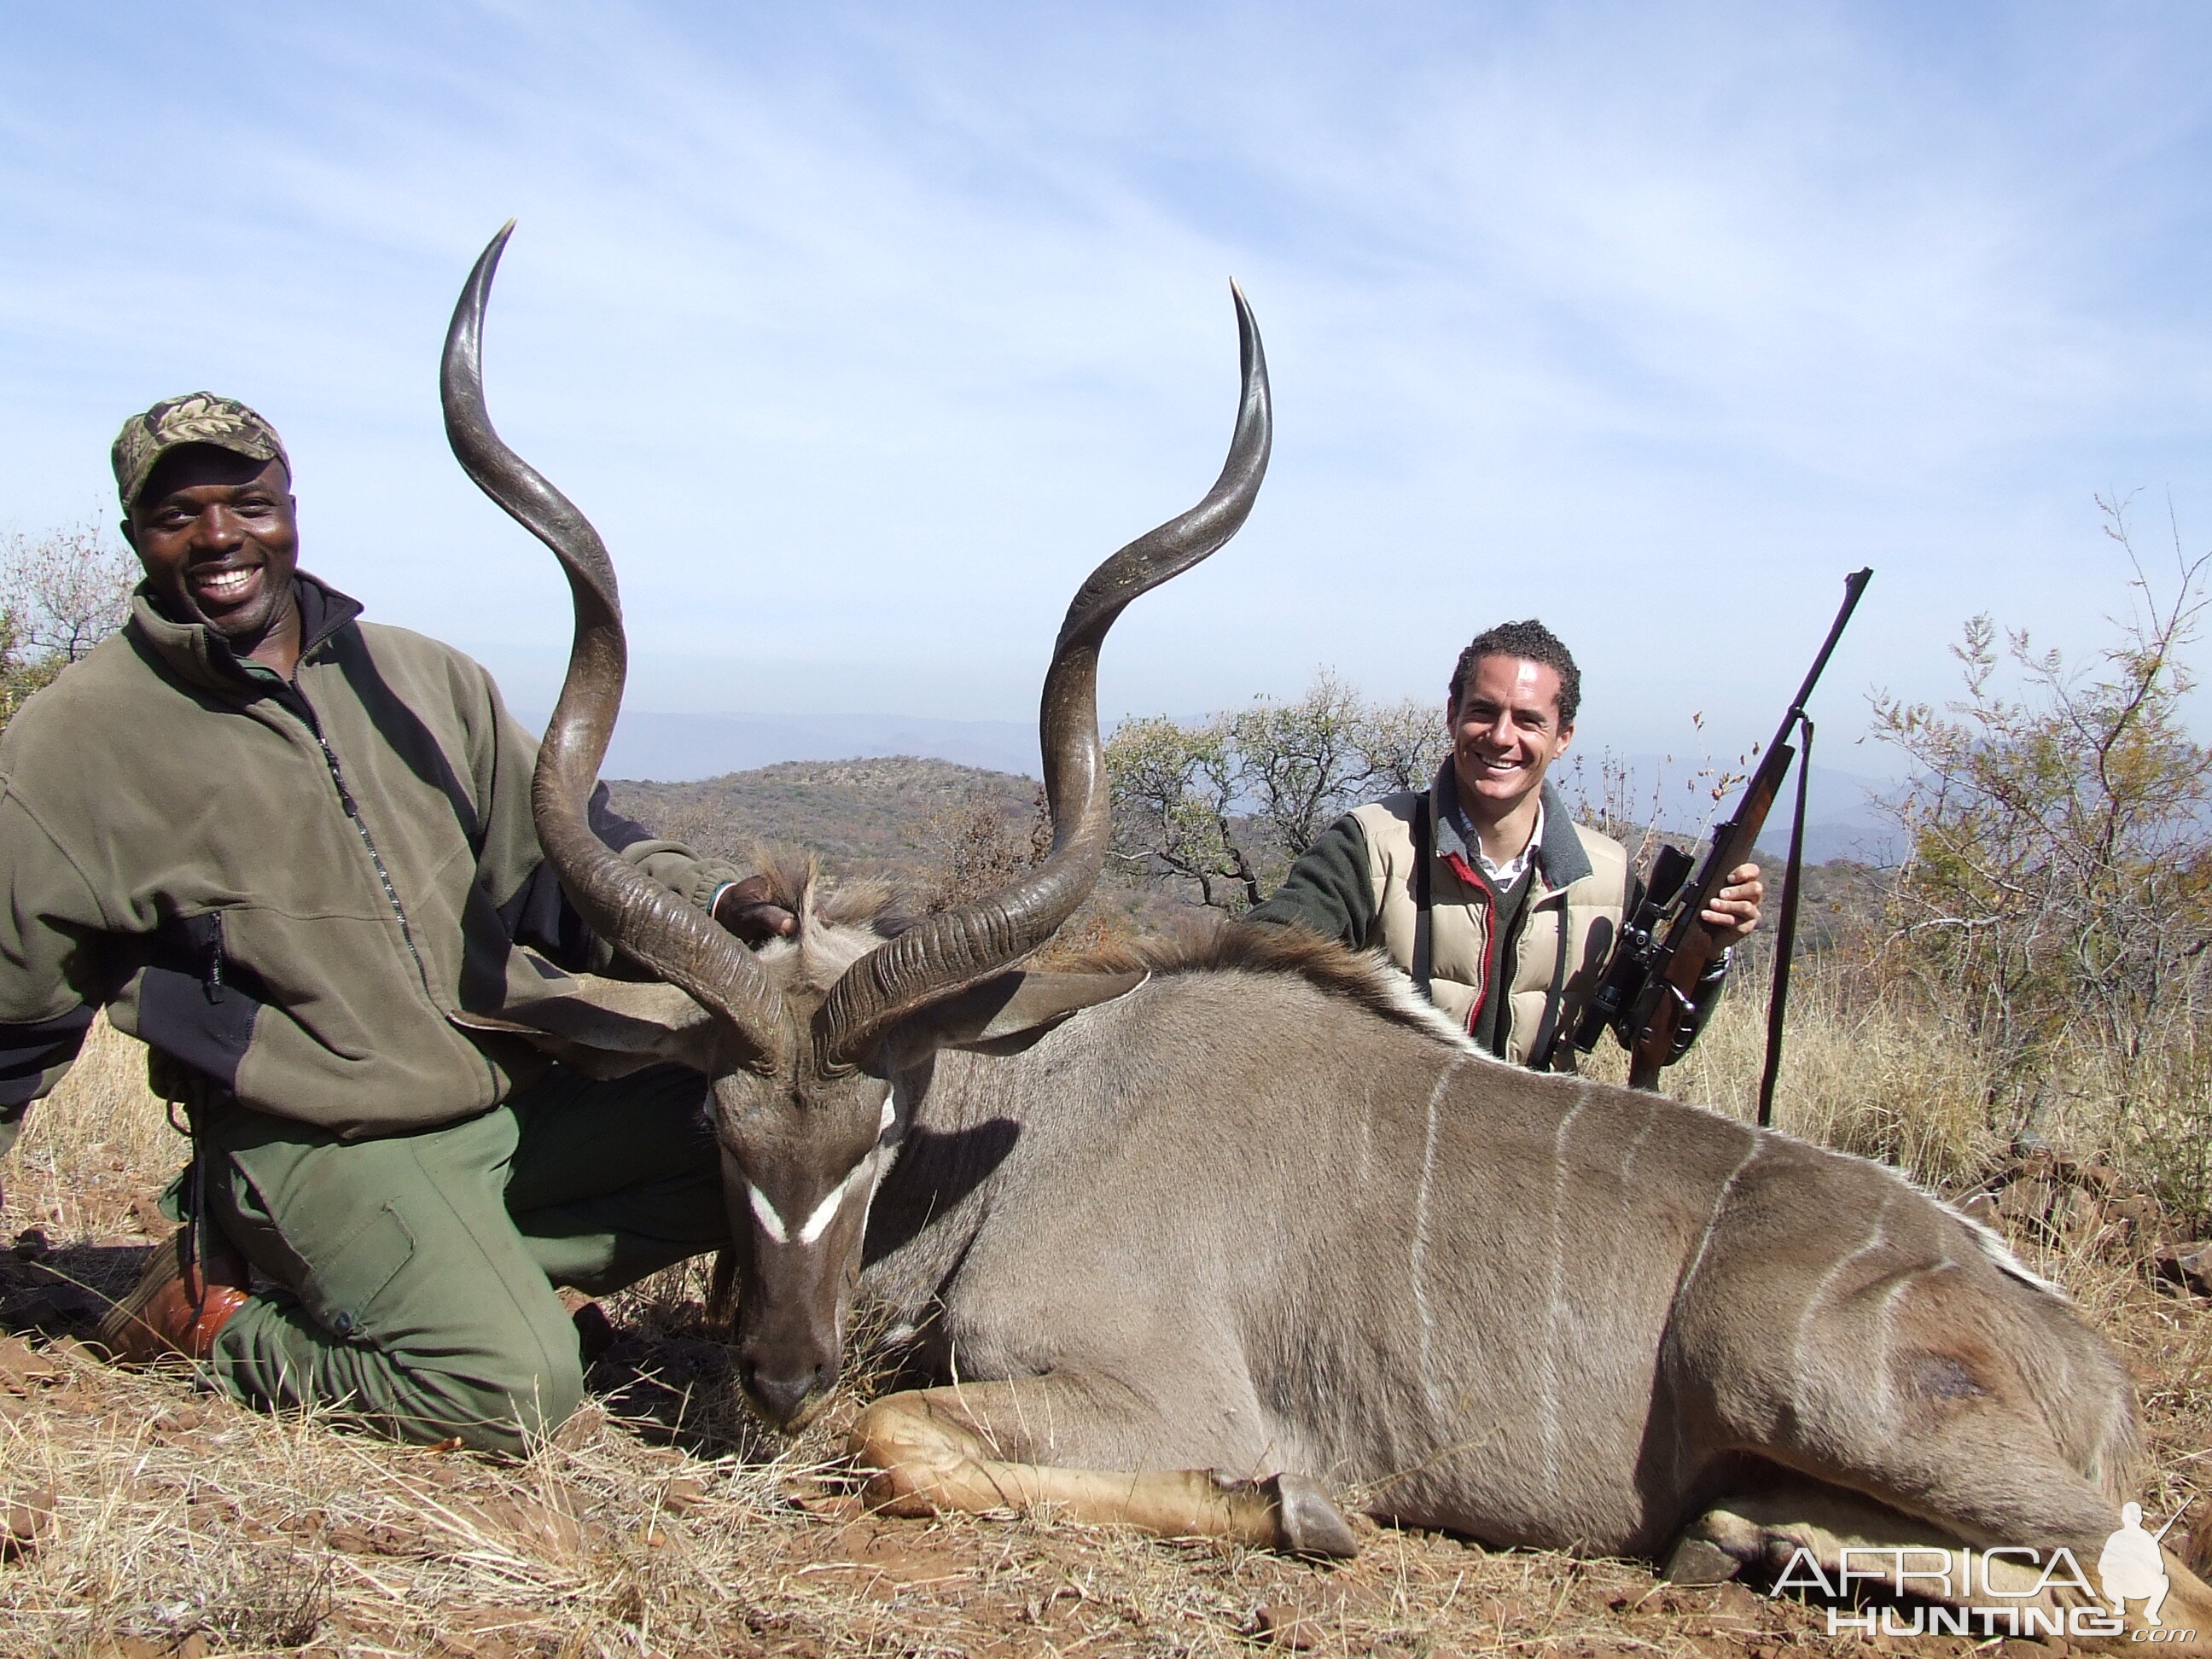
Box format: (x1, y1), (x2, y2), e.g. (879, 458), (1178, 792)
(607, 756), (1039, 880)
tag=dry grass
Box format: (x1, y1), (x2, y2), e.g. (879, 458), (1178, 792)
(4, 1016), (183, 1246)
(1577, 964), (2003, 1190)
(3, 994), (2209, 1657)
(1639, 952), (2212, 1225)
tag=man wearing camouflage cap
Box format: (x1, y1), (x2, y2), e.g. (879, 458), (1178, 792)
(0, 393), (794, 1451)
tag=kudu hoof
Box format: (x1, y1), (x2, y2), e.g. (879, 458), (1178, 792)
(1265, 1473), (1359, 1559)
(1662, 1534), (1747, 1586)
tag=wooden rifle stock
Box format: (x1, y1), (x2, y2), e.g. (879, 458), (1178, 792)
(1623, 752), (1792, 1088)
(1620, 568), (1872, 1091)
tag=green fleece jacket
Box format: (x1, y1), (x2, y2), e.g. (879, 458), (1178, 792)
(0, 573), (743, 1156)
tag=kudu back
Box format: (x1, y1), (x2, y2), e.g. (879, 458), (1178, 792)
(438, 227), (2195, 1626)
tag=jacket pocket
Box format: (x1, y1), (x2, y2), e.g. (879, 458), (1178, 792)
(137, 911), (265, 1092)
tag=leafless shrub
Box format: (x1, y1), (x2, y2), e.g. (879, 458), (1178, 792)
(0, 521), (137, 731)
(3, 521), (138, 661)
(1869, 504), (2212, 1215)
(919, 783), (1049, 914)
(1105, 671), (1450, 913)
(1557, 717), (1756, 898)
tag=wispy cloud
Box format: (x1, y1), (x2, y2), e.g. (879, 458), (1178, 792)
(4, 1), (2210, 758)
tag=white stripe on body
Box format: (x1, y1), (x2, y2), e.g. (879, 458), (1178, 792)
(1790, 1190), (1895, 1418)
(1872, 1269), (1917, 1416)
(1616, 1093), (1663, 1183)
(1410, 1057), (1465, 1422)
(1541, 1082), (1593, 1494)
(1674, 1127), (1765, 1311)
(1664, 1126), (1766, 1485)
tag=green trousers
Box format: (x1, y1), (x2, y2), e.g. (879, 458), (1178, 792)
(197, 1062), (727, 1453)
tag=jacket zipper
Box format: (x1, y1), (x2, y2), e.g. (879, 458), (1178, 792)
(283, 686), (433, 999)
(202, 913), (226, 1004)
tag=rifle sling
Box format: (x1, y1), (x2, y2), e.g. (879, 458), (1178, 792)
(1526, 925), (1572, 1072)
(1411, 795), (1433, 998)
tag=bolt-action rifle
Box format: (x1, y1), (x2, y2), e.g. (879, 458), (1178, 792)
(1572, 568), (1872, 1109)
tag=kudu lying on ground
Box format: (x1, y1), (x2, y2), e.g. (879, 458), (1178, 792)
(441, 227), (2208, 1632)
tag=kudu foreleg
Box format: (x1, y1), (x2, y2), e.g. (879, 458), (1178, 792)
(850, 1383), (1356, 1557)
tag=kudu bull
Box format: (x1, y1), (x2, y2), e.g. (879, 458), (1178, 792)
(441, 226), (2207, 1627)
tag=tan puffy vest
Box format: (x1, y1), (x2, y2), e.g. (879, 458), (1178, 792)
(1351, 776), (1629, 1068)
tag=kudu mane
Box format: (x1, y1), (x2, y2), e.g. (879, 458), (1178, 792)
(1056, 918), (1494, 1059)
(735, 853), (1490, 1062)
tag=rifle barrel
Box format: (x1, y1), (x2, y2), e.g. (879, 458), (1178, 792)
(2151, 1496), (2195, 1545)
(1715, 566), (1871, 868)
(1771, 567), (1872, 751)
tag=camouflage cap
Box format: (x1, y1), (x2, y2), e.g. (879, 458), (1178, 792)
(111, 392), (290, 510)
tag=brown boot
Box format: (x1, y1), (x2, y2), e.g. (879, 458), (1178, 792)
(95, 1225), (251, 1365)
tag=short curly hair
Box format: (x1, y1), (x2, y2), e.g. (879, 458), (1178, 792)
(1447, 620), (1580, 727)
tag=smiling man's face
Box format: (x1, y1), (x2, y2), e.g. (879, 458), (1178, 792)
(124, 445), (300, 659)
(1448, 653), (1575, 827)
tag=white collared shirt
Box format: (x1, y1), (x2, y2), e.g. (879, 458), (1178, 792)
(1475, 799), (1543, 889)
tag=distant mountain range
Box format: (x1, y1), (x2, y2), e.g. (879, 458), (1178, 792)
(1562, 751), (1899, 865)
(1766, 765), (1900, 866)
(522, 708), (1039, 783)
(544, 710), (1903, 867)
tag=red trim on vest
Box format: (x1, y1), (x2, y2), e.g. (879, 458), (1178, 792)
(1442, 850), (1498, 1035)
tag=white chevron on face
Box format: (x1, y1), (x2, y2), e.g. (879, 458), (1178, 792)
(748, 1097), (899, 1247)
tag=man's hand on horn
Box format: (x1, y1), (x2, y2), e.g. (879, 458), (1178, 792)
(713, 876), (800, 946)
(1701, 864), (1765, 944)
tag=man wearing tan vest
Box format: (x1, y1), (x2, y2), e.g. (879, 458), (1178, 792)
(1249, 620), (1762, 1068)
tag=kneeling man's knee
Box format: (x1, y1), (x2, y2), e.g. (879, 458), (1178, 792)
(401, 1346), (587, 1455)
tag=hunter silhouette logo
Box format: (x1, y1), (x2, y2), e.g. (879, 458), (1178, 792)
(2101, 1501), (2191, 1627)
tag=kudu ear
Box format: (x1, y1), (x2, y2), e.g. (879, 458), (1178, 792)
(890, 969), (1148, 1066)
(451, 969), (723, 1079)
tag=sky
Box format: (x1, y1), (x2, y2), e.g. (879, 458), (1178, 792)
(5, 2), (2212, 777)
